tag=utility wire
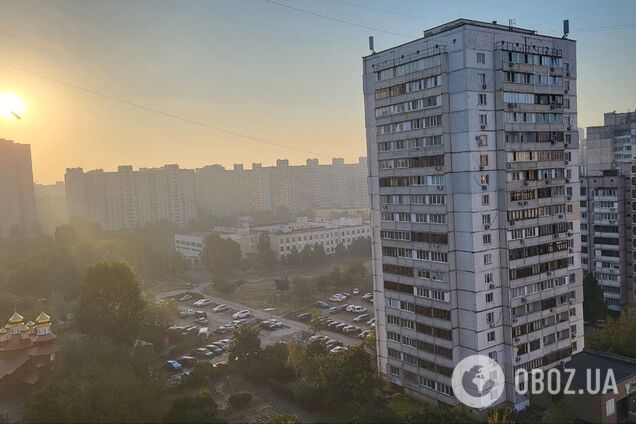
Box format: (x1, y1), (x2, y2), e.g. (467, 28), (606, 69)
(262, 0), (418, 39)
(324, 0), (442, 23)
(0, 61), (330, 159)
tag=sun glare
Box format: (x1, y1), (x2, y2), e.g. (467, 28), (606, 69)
(0, 92), (26, 119)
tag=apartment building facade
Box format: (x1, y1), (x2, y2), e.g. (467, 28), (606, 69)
(34, 182), (68, 235)
(0, 139), (38, 238)
(580, 172), (633, 311)
(363, 19), (583, 410)
(65, 165), (196, 231)
(195, 157), (369, 217)
(175, 217), (370, 263)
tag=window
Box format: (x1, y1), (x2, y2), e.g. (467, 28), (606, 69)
(482, 194), (490, 206)
(486, 312), (494, 323)
(479, 73), (487, 85)
(478, 134), (488, 146)
(478, 94), (487, 105)
(477, 52), (486, 64)
(480, 174), (489, 185)
(480, 155), (489, 167)
(485, 273), (493, 284)
(482, 214), (491, 225)
(480, 114), (488, 126)
(486, 292), (494, 303)
(389, 365), (401, 377)
(487, 331), (495, 342)
(484, 254), (492, 265)
(483, 234), (492, 245)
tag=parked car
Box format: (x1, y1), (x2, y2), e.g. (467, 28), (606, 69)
(352, 288), (360, 295)
(367, 317), (376, 326)
(194, 310), (207, 319)
(335, 323), (348, 331)
(178, 308), (196, 318)
(359, 330), (371, 339)
(165, 360), (183, 371)
(326, 339), (343, 348)
(261, 320), (279, 330)
(329, 346), (348, 354)
(309, 335), (329, 343)
(212, 304), (229, 313)
(216, 339), (231, 349)
(231, 318), (249, 326)
(212, 361), (229, 368)
(205, 345), (224, 354)
(179, 294), (193, 301)
(328, 307), (341, 315)
(313, 301), (330, 309)
(343, 293), (351, 298)
(298, 312), (311, 321)
(193, 299), (213, 307)
(194, 317), (209, 325)
(342, 325), (360, 334)
(345, 305), (355, 312)
(215, 324), (235, 334)
(353, 314), (370, 323)
(198, 327), (211, 338)
(195, 347), (212, 357)
(328, 321), (340, 329)
(178, 356), (197, 367)
(351, 306), (367, 314)
(232, 309), (251, 319)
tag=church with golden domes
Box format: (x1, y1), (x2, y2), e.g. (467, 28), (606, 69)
(0, 309), (59, 398)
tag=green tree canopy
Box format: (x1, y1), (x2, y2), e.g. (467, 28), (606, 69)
(201, 234), (241, 276)
(228, 325), (261, 363)
(583, 273), (609, 323)
(76, 262), (147, 344)
(25, 337), (162, 423)
(163, 389), (222, 423)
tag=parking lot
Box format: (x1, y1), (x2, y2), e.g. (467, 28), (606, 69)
(156, 286), (376, 363)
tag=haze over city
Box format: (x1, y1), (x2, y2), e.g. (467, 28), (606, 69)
(1, 0), (636, 183)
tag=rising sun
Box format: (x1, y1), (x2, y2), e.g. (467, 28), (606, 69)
(0, 93), (26, 119)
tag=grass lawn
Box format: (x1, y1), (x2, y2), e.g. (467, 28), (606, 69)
(386, 393), (430, 418)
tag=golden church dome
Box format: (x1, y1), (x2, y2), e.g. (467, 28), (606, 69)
(8, 311), (24, 325)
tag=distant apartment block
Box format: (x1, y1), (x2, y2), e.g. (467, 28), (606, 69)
(195, 157), (369, 217)
(363, 19), (582, 410)
(0, 139), (38, 238)
(580, 171), (633, 311)
(584, 110), (636, 173)
(175, 217), (370, 265)
(34, 182), (68, 235)
(65, 165), (196, 231)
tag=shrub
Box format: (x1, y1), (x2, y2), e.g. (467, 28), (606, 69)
(229, 392), (253, 409)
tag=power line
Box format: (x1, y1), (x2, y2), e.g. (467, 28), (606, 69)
(0, 62), (330, 159)
(262, 0), (418, 38)
(324, 0), (442, 23)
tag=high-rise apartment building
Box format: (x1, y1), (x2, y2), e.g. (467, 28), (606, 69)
(585, 111), (636, 173)
(363, 19), (583, 410)
(195, 157), (369, 217)
(34, 182), (68, 235)
(580, 171), (633, 311)
(0, 139), (38, 238)
(65, 164), (196, 230)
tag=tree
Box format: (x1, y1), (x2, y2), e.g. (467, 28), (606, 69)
(201, 234), (241, 276)
(543, 400), (575, 424)
(269, 415), (300, 424)
(228, 325), (261, 363)
(214, 277), (237, 296)
(309, 309), (323, 334)
(588, 316), (636, 358)
(405, 405), (463, 424)
(487, 408), (516, 424)
(76, 262), (147, 344)
(275, 277), (290, 298)
(163, 389), (222, 423)
(583, 273), (609, 323)
(291, 276), (314, 300)
(25, 337), (163, 423)
(256, 234), (278, 269)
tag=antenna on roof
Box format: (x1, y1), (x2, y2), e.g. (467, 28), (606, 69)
(563, 19), (570, 39)
(508, 18), (516, 30)
(369, 36), (376, 54)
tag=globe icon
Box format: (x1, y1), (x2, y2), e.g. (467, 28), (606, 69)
(461, 365), (496, 398)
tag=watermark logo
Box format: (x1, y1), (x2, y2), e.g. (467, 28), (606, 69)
(451, 354), (505, 409)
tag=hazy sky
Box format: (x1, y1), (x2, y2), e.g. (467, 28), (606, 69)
(1, 0), (635, 183)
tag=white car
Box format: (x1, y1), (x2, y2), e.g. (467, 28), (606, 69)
(359, 330), (371, 338)
(329, 295), (345, 302)
(351, 305), (367, 314)
(193, 299), (213, 307)
(345, 304), (356, 312)
(367, 317), (376, 325)
(329, 346), (348, 354)
(232, 310), (251, 319)
(179, 294), (193, 301)
(352, 288), (360, 295)
(212, 304), (229, 313)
